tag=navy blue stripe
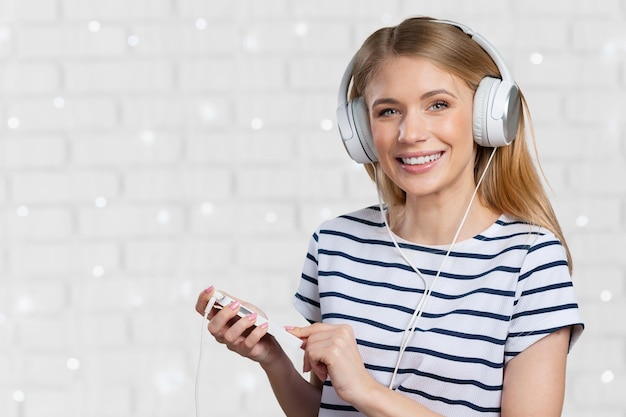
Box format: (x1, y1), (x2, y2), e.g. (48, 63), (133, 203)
(397, 385), (501, 413)
(322, 310), (508, 334)
(338, 214), (385, 228)
(322, 312), (402, 332)
(416, 308), (510, 322)
(322, 285), (514, 304)
(438, 265), (520, 281)
(527, 239), (562, 254)
(399, 241), (532, 261)
(321, 291), (417, 315)
(300, 272), (317, 286)
(437, 244), (530, 261)
(320, 292), (509, 322)
(319, 249), (421, 274)
(521, 281), (573, 297)
(320, 229), (412, 250)
(495, 218), (531, 227)
(320, 229), (532, 261)
(511, 303), (579, 320)
(305, 251), (318, 264)
(320, 283), (513, 312)
(320, 291), (511, 323)
(367, 363), (503, 391)
(319, 249), (520, 281)
(319, 270), (425, 293)
(321, 310), (506, 345)
(357, 339), (503, 369)
(319, 403), (358, 412)
(519, 260), (568, 282)
(294, 292), (319, 309)
(428, 327), (505, 345)
(428, 286), (514, 300)
(319, 380), (359, 412)
(474, 230), (542, 242)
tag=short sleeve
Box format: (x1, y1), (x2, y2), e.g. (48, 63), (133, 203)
(504, 231), (584, 363)
(293, 230), (322, 324)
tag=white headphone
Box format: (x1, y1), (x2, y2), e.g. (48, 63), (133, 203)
(336, 19), (522, 164)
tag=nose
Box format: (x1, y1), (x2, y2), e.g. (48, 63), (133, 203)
(398, 111), (428, 143)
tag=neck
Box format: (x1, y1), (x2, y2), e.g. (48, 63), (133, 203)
(389, 189), (499, 246)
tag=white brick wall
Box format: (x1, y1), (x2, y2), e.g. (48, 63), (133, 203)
(1, 1), (625, 416)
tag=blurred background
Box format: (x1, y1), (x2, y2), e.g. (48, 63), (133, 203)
(0, 0), (624, 416)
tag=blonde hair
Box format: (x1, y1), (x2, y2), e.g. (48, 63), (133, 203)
(351, 17), (572, 273)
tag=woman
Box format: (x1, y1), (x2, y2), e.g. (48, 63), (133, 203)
(196, 17), (583, 417)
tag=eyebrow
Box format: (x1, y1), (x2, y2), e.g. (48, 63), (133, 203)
(421, 88), (457, 100)
(370, 89), (457, 108)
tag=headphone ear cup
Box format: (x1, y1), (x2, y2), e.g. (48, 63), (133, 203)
(473, 77), (521, 148)
(350, 97), (377, 162)
(338, 96), (378, 163)
(473, 77), (498, 147)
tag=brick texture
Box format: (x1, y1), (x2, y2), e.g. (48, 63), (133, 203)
(1, 1), (625, 416)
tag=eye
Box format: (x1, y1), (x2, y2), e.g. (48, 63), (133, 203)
(429, 100), (449, 111)
(377, 108), (400, 117)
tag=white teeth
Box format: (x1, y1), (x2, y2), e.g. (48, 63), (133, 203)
(401, 153), (442, 165)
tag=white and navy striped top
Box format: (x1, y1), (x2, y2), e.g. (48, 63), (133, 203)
(293, 206), (584, 417)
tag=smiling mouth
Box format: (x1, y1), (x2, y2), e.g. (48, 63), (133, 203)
(400, 152), (442, 165)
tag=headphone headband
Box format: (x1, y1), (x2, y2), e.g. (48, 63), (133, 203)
(434, 19), (515, 82)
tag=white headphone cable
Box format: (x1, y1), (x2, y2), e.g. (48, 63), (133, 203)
(374, 147), (498, 389)
(195, 295), (217, 417)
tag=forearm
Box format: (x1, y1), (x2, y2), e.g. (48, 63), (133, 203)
(260, 350), (321, 417)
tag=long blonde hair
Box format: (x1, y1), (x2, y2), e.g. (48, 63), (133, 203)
(351, 17), (572, 273)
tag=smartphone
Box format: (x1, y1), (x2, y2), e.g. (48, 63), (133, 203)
(208, 291), (302, 349)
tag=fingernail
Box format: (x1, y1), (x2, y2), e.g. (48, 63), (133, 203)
(203, 285), (214, 294)
(229, 300), (241, 310)
(260, 322), (269, 329)
(284, 326), (295, 331)
(248, 313), (258, 321)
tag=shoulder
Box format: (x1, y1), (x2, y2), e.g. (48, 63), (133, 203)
(486, 216), (571, 288)
(479, 214), (564, 249)
(306, 205), (391, 258)
(467, 214), (568, 275)
(316, 205), (386, 235)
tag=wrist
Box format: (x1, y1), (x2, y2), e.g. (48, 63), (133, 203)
(342, 377), (387, 413)
(258, 337), (289, 371)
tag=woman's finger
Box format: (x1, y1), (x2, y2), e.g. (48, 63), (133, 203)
(195, 286), (215, 315)
(207, 300), (243, 337)
(222, 309), (257, 344)
(242, 319), (270, 349)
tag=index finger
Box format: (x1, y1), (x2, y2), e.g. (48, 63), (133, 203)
(285, 322), (329, 338)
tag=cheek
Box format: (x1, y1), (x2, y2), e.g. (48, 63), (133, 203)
(443, 113), (474, 146)
(370, 124), (394, 151)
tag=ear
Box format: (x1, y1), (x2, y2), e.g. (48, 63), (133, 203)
(473, 77), (520, 148)
(336, 96), (378, 163)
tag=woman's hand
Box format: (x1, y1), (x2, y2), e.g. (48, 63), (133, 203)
(195, 287), (282, 365)
(288, 323), (377, 405)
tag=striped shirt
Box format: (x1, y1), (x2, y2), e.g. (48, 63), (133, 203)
(293, 206), (584, 417)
